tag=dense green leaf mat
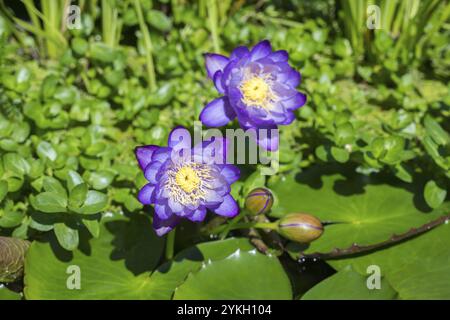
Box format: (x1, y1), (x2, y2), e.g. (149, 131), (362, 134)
(0, 0), (449, 300)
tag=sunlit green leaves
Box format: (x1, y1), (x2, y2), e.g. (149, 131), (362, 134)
(66, 170), (84, 191)
(269, 166), (449, 255)
(30, 192), (68, 213)
(1, 0), (449, 301)
(149, 238), (255, 299)
(329, 224), (450, 299)
(89, 43), (119, 63)
(74, 190), (108, 214)
(301, 266), (397, 300)
(173, 250), (292, 300)
(422, 116), (449, 173)
(24, 221), (291, 300)
(28, 172), (107, 250)
(68, 183), (88, 209)
(147, 83), (175, 106)
(146, 10), (172, 32)
(24, 214), (165, 299)
(3, 153), (30, 176)
(0, 285), (22, 300)
(424, 116), (449, 146)
(0, 180), (8, 202)
(0, 200), (25, 228)
(37, 141), (57, 162)
(42, 176), (67, 198)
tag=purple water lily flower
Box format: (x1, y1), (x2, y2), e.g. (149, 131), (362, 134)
(200, 40), (306, 151)
(135, 127), (240, 236)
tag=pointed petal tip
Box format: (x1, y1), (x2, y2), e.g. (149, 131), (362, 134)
(199, 97), (236, 127)
(135, 145), (159, 170)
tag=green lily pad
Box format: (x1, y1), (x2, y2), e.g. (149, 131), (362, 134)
(329, 223), (450, 299)
(269, 166), (449, 255)
(301, 266), (397, 300)
(24, 214), (165, 299)
(173, 250), (292, 300)
(148, 238), (255, 299)
(0, 285), (22, 300)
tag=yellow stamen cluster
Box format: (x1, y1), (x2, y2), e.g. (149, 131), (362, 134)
(240, 75), (276, 109)
(175, 166), (200, 193)
(165, 163), (214, 206)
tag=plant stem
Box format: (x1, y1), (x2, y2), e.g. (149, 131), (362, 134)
(219, 209), (248, 240)
(207, 0), (220, 52)
(165, 229), (176, 260)
(134, 0), (157, 91)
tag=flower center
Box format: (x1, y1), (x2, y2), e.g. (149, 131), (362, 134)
(165, 162), (215, 207)
(175, 166), (200, 193)
(241, 77), (270, 106)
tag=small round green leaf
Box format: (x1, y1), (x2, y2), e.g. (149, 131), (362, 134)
(69, 183), (88, 209)
(42, 176), (67, 199)
(37, 141), (57, 162)
(77, 190), (107, 214)
(66, 170), (84, 191)
(424, 180), (447, 209)
(30, 192), (68, 213)
(0, 180), (8, 202)
(54, 223), (79, 251)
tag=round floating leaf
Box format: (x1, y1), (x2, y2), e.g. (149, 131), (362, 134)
(0, 285), (22, 300)
(0, 236), (30, 283)
(24, 214), (165, 299)
(329, 224), (450, 299)
(149, 238), (255, 299)
(301, 266), (397, 300)
(146, 10), (172, 32)
(269, 166), (449, 255)
(424, 180), (447, 209)
(173, 250), (292, 300)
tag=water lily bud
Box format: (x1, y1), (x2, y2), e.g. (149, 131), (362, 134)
(0, 236), (30, 283)
(245, 188), (273, 215)
(277, 213), (323, 243)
